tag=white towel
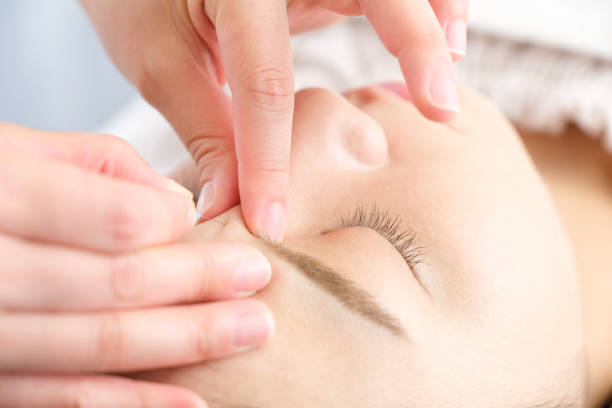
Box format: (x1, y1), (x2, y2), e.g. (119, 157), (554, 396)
(468, 0), (612, 61)
(455, 33), (612, 150)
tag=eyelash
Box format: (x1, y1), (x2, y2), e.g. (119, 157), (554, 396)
(339, 204), (423, 272)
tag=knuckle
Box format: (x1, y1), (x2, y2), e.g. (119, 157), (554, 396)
(190, 252), (216, 300)
(96, 312), (126, 366)
(187, 138), (234, 174)
(98, 133), (131, 153)
(393, 32), (447, 57)
(239, 157), (290, 181)
(105, 198), (142, 248)
(241, 66), (294, 110)
(109, 255), (145, 303)
(190, 320), (215, 359)
(94, 135), (134, 176)
(413, 31), (449, 51)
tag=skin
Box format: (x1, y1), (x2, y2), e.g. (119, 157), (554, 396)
(1, 1), (469, 403)
(79, 0), (469, 241)
(135, 85), (586, 407)
(521, 129), (612, 407)
(0, 126), (274, 408)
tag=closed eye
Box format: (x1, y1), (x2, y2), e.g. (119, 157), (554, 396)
(338, 204), (424, 277)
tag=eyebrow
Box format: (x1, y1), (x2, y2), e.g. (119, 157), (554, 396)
(264, 242), (405, 337)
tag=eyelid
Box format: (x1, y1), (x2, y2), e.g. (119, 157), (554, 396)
(338, 204), (424, 278)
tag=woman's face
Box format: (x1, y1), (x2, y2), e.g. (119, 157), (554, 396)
(139, 86), (584, 407)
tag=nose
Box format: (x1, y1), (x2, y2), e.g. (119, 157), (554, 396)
(292, 88), (389, 169)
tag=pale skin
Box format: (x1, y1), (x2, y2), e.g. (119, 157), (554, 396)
(1, 1), (469, 405)
(0, 124), (275, 407)
(3, 85), (609, 406)
(128, 85), (601, 407)
(521, 128), (612, 407)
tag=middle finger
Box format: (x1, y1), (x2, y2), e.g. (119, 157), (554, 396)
(0, 300), (274, 373)
(0, 234), (272, 310)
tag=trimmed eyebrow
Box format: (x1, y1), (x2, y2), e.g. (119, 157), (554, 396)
(264, 242), (405, 337)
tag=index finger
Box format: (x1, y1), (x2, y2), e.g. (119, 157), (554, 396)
(0, 149), (196, 253)
(360, 0), (460, 122)
(210, 0), (294, 242)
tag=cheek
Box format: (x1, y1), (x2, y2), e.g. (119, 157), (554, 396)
(421, 189), (583, 403)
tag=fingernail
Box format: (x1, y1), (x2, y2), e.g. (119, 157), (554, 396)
(233, 308), (274, 350)
(185, 205), (199, 231)
(234, 252), (272, 296)
(166, 179), (194, 200)
(428, 61), (459, 111)
(258, 202), (286, 242)
(196, 181), (214, 216)
(162, 395), (208, 408)
(446, 18), (467, 58)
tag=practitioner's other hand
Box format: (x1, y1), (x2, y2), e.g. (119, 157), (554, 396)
(0, 123), (274, 408)
(79, 0), (468, 242)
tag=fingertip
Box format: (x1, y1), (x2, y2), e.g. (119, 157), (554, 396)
(413, 97), (459, 123)
(451, 51), (465, 63)
(233, 250), (273, 296)
(161, 178), (201, 233)
(194, 153), (240, 220)
(446, 18), (467, 61)
(137, 381), (209, 408)
(185, 201), (199, 232)
(232, 300), (276, 352)
(404, 56), (460, 123)
(256, 201), (286, 243)
(165, 391), (209, 408)
(196, 181), (215, 216)
(427, 60), (459, 112)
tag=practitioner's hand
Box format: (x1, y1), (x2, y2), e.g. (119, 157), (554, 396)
(80, 0), (468, 242)
(0, 123), (274, 408)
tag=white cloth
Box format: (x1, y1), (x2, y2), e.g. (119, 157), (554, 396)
(456, 33), (612, 150)
(468, 0), (612, 61)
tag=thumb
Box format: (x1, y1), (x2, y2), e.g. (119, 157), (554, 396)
(190, 133), (240, 220)
(160, 71), (240, 220)
(81, 0), (239, 217)
(133, 35), (240, 219)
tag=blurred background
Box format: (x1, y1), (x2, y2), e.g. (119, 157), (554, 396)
(0, 0), (611, 172)
(0, 1), (136, 132)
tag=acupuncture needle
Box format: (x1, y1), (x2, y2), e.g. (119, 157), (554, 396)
(196, 212), (227, 226)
